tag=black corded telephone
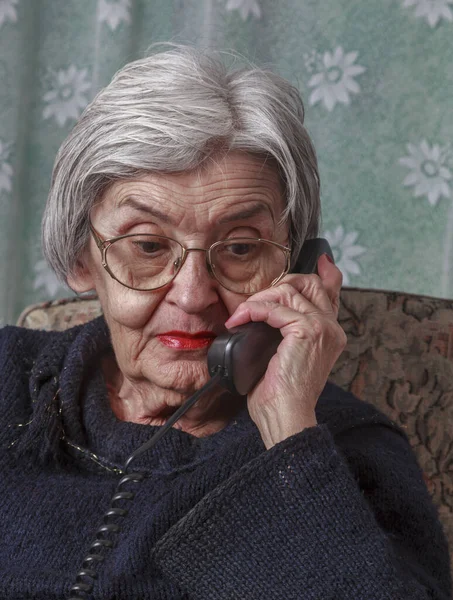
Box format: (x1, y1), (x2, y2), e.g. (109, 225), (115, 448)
(67, 237), (333, 600)
(207, 237), (333, 395)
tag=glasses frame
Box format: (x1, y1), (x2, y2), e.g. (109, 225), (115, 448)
(89, 224), (291, 295)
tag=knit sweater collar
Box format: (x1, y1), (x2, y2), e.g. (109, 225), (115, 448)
(19, 316), (261, 473)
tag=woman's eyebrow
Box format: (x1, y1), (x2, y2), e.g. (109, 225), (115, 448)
(217, 202), (272, 224)
(115, 197), (273, 225)
(116, 196), (174, 224)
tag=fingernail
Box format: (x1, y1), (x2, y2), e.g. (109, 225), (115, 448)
(324, 253), (334, 264)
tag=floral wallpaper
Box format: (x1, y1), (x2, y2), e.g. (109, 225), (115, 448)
(0, 0), (452, 325)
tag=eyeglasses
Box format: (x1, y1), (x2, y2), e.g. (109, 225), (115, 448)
(90, 225), (291, 295)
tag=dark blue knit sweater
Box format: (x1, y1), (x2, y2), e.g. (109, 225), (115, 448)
(0, 316), (451, 599)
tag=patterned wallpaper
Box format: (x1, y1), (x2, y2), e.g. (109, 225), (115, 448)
(0, 0), (452, 324)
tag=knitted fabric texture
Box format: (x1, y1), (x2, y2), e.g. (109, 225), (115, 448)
(0, 317), (451, 599)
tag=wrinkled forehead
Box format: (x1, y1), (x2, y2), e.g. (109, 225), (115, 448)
(90, 152), (287, 231)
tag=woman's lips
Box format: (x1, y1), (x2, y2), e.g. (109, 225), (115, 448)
(156, 331), (216, 350)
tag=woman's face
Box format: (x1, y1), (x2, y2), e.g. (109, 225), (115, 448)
(69, 152), (287, 398)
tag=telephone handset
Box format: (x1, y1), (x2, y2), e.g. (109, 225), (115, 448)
(207, 238), (334, 395)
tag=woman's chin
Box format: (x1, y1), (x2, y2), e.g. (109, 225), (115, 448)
(143, 356), (211, 396)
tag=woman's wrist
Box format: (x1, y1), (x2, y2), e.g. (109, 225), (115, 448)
(259, 413), (318, 450)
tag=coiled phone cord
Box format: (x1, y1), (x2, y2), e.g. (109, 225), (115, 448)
(67, 370), (222, 600)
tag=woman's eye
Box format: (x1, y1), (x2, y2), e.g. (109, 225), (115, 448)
(228, 243), (253, 255)
(222, 242), (259, 257)
(133, 240), (164, 254)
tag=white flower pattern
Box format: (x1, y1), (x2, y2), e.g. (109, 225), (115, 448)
(402, 0), (453, 27)
(324, 226), (366, 285)
(98, 0), (131, 31)
(0, 140), (13, 194)
(399, 140), (452, 206)
(0, 0), (18, 29)
(225, 0), (261, 20)
(307, 46), (366, 112)
(42, 65), (91, 127)
(33, 259), (66, 297)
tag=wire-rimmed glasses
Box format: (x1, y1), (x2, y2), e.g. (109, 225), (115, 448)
(90, 225), (291, 295)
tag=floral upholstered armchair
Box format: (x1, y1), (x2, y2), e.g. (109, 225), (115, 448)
(17, 286), (453, 576)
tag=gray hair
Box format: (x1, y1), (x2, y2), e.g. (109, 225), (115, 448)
(42, 45), (320, 282)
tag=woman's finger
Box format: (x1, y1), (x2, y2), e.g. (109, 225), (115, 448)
(226, 254), (343, 329)
(226, 281), (330, 329)
(254, 279), (329, 313)
(267, 254), (342, 314)
(225, 300), (305, 331)
(316, 253), (342, 318)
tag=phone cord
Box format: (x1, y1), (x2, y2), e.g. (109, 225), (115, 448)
(67, 370), (222, 600)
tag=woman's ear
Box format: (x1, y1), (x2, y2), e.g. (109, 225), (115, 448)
(67, 255), (96, 293)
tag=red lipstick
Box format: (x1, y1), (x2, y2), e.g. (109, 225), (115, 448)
(156, 331), (216, 350)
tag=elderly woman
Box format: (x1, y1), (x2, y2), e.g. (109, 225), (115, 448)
(0, 46), (450, 600)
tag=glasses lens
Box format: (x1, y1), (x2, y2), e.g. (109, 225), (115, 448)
(211, 239), (288, 294)
(106, 235), (182, 290)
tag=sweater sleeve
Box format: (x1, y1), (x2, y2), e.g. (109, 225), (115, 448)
(152, 423), (451, 600)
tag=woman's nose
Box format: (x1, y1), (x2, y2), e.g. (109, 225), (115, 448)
(164, 250), (219, 313)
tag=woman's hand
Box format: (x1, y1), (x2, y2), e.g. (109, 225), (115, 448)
(224, 253), (346, 449)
